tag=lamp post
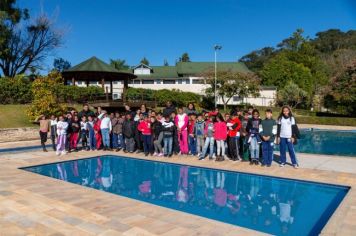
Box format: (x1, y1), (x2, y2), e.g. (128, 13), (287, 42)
(214, 45), (222, 108)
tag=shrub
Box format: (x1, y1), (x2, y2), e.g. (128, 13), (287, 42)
(0, 75), (32, 104)
(126, 88), (201, 107)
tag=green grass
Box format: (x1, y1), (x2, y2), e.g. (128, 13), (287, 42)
(0, 105), (37, 128)
(0, 104), (355, 128)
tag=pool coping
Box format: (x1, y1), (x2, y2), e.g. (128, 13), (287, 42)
(0, 150), (355, 235)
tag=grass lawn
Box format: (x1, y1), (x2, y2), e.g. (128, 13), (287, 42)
(1, 104), (355, 128)
(0, 105), (37, 128)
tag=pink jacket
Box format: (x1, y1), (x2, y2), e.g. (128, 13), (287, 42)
(214, 121), (227, 140)
(174, 114), (189, 131)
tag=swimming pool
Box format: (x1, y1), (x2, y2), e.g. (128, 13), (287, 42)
(293, 129), (356, 156)
(23, 155), (349, 235)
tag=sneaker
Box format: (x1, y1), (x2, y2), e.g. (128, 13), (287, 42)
(164, 154), (168, 157)
(293, 164), (299, 169)
(280, 163), (285, 167)
(61, 151), (67, 156)
(158, 153), (164, 157)
(198, 157), (205, 160)
(267, 164), (272, 167)
(56, 151), (60, 156)
(153, 152), (158, 156)
(254, 160), (259, 165)
(168, 154), (173, 157)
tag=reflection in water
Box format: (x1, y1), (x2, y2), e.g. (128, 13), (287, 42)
(293, 130), (356, 156)
(25, 156), (348, 236)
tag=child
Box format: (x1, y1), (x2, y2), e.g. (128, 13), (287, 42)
(80, 116), (89, 151)
(246, 109), (262, 165)
(151, 116), (163, 156)
(35, 114), (50, 152)
(188, 114), (197, 156)
(227, 111), (241, 161)
(93, 116), (102, 150)
(260, 109), (277, 167)
(112, 112), (124, 152)
(194, 114), (205, 157)
(240, 111), (250, 161)
(50, 115), (57, 151)
(162, 115), (175, 157)
(199, 115), (215, 160)
(276, 106), (299, 168)
(87, 115), (96, 150)
(214, 113), (227, 161)
(122, 113), (136, 153)
(69, 115), (80, 152)
(247, 106), (254, 119)
(171, 112), (180, 155)
(174, 107), (189, 155)
(138, 115), (152, 156)
(98, 111), (112, 151)
(56, 115), (68, 155)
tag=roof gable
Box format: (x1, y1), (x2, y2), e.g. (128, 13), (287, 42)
(65, 56), (120, 73)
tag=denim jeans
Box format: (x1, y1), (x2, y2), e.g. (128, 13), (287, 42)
(196, 135), (204, 154)
(201, 137), (215, 158)
(88, 129), (96, 150)
(164, 137), (173, 155)
(249, 136), (260, 160)
(188, 135), (197, 155)
(112, 133), (123, 149)
(262, 141), (274, 165)
(279, 138), (297, 165)
(143, 134), (153, 154)
(101, 128), (110, 148)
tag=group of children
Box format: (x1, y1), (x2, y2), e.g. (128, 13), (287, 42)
(36, 103), (300, 168)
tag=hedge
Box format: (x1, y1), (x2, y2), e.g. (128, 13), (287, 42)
(0, 76), (32, 104)
(296, 116), (356, 126)
(126, 88), (201, 107)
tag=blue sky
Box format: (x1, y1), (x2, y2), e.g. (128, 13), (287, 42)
(18, 0), (356, 71)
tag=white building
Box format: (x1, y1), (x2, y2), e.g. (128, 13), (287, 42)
(64, 58), (277, 107)
(128, 62), (277, 107)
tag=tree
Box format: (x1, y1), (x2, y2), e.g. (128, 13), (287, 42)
(26, 71), (67, 120)
(204, 70), (260, 110)
(239, 47), (276, 72)
(261, 53), (314, 95)
(110, 59), (129, 71)
(325, 60), (356, 115)
(0, 12), (63, 77)
(163, 59), (169, 66)
(53, 58), (71, 72)
(179, 53), (190, 62)
(140, 57), (149, 65)
(277, 81), (308, 108)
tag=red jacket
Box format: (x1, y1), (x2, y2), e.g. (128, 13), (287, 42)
(227, 117), (241, 137)
(214, 121), (227, 140)
(188, 120), (195, 135)
(138, 120), (151, 135)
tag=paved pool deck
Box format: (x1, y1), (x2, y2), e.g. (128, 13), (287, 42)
(0, 145), (355, 235)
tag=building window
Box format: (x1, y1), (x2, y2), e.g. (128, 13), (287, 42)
(177, 79), (182, 84)
(233, 96), (242, 102)
(133, 80), (141, 84)
(192, 79), (205, 84)
(142, 80), (154, 84)
(77, 81), (83, 85)
(156, 79), (161, 84)
(185, 79), (190, 84)
(163, 80), (175, 84)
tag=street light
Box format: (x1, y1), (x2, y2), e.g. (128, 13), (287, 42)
(214, 44), (222, 108)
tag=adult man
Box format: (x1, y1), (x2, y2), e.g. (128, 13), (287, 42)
(78, 104), (95, 119)
(162, 101), (176, 117)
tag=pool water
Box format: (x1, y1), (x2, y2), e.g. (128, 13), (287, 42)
(23, 155), (349, 236)
(293, 129), (356, 156)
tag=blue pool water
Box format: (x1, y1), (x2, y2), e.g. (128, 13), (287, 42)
(23, 155), (349, 235)
(292, 129), (356, 156)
